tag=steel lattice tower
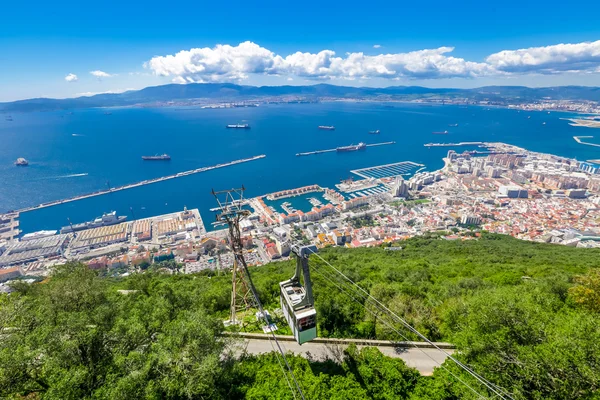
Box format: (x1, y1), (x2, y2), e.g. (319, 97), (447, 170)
(212, 186), (257, 325)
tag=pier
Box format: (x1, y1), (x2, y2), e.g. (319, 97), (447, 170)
(424, 142), (485, 147)
(573, 136), (600, 148)
(17, 155), (266, 214)
(296, 141), (396, 157)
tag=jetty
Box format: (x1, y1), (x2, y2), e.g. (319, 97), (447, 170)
(573, 136), (600, 148)
(424, 142), (485, 148)
(296, 141), (396, 157)
(17, 155), (266, 214)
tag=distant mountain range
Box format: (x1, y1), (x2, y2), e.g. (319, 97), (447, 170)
(2, 83), (600, 113)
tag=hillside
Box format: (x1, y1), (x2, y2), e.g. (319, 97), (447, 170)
(2, 83), (600, 112)
(0, 233), (599, 399)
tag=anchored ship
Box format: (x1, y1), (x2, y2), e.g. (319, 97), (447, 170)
(15, 158), (28, 166)
(318, 126), (335, 130)
(368, 130), (380, 134)
(336, 142), (366, 152)
(60, 211), (127, 234)
(226, 124), (250, 129)
(142, 154), (171, 161)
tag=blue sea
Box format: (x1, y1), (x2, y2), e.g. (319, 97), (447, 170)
(0, 102), (598, 234)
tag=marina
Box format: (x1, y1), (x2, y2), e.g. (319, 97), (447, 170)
(350, 161), (424, 180)
(15, 155), (266, 214)
(296, 141), (396, 157)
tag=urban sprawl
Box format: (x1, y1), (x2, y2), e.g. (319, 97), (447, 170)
(2, 142), (600, 288)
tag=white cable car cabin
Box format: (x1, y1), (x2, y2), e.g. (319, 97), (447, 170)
(280, 244), (317, 345)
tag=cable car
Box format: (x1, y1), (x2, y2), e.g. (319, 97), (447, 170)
(280, 244), (318, 345)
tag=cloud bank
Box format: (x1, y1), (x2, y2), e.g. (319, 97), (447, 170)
(65, 73), (78, 82)
(486, 40), (600, 74)
(145, 40), (600, 83)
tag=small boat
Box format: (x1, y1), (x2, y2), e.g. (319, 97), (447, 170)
(432, 131), (448, 135)
(368, 130), (380, 134)
(318, 126), (335, 130)
(15, 157), (28, 166)
(226, 124), (250, 129)
(448, 123), (458, 127)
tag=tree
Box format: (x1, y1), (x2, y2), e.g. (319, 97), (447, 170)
(569, 268), (600, 313)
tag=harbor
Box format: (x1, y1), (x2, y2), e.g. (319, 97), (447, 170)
(15, 155), (266, 214)
(296, 141), (396, 157)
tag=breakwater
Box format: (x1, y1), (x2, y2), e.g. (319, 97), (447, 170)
(296, 141), (396, 156)
(17, 155), (266, 214)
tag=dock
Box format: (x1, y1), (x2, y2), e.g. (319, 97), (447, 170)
(424, 142), (485, 147)
(573, 136), (600, 148)
(17, 155), (266, 214)
(296, 141), (396, 156)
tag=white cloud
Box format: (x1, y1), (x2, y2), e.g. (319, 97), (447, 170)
(287, 77), (294, 81)
(144, 40), (600, 84)
(65, 73), (78, 82)
(373, 44), (382, 49)
(90, 70), (114, 78)
(486, 40), (600, 74)
(146, 41), (283, 83)
(145, 41), (492, 83)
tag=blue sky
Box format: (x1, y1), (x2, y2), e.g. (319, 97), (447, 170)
(2, 0), (600, 101)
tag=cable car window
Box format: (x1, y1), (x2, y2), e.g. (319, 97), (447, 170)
(298, 315), (316, 331)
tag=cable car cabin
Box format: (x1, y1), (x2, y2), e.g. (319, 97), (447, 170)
(280, 244), (318, 345)
(280, 281), (317, 345)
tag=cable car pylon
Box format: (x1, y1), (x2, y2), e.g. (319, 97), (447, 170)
(211, 186), (256, 325)
(280, 244), (318, 345)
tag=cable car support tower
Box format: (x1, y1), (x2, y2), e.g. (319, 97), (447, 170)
(212, 186), (256, 325)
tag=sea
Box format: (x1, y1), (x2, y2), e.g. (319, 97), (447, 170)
(1, 102), (598, 235)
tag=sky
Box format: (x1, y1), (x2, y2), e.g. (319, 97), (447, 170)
(2, 0), (600, 101)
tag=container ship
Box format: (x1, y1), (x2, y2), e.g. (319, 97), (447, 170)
(337, 142), (366, 152)
(60, 211), (127, 234)
(226, 124), (250, 129)
(142, 154), (171, 161)
(368, 130), (380, 134)
(15, 158), (28, 166)
(432, 131), (449, 135)
(318, 126), (335, 130)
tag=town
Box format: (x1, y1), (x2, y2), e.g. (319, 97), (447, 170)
(2, 141), (600, 289)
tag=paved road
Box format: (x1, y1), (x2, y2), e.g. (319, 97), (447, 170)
(241, 339), (453, 376)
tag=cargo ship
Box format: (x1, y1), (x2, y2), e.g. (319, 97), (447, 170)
(318, 126), (335, 130)
(226, 124), (250, 129)
(60, 211), (127, 234)
(432, 131), (449, 135)
(15, 158), (28, 166)
(368, 130), (380, 134)
(142, 154), (171, 161)
(337, 142), (366, 152)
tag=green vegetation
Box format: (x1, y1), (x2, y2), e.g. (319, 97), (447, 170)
(349, 214), (376, 228)
(390, 199), (431, 208)
(1, 233), (600, 399)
